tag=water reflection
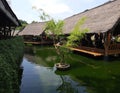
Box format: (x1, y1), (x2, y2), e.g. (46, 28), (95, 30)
(56, 75), (86, 93)
(20, 46), (120, 93)
(20, 57), (86, 93)
(20, 46), (87, 93)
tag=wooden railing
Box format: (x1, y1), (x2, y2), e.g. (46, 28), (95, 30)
(78, 43), (120, 55)
(108, 43), (120, 55)
(109, 43), (120, 50)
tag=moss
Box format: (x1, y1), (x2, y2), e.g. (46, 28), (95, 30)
(0, 37), (24, 93)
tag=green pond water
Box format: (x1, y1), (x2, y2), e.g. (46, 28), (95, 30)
(20, 46), (120, 93)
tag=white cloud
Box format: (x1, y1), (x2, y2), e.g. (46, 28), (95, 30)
(85, 0), (95, 2)
(28, 0), (72, 14)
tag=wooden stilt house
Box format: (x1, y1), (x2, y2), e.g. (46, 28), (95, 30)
(0, 0), (21, 39)
(63, 0), (120, 56)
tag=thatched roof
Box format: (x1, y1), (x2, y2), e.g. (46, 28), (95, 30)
(19, 22), (46, 36)
(63, 0), (120, 34)
(0, 0), (20, 26)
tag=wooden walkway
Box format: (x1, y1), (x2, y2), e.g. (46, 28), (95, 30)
(69, 47), (104, 56)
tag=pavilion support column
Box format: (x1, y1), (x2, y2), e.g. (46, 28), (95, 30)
(3, 27), (7, 39)
(6, 28), (9, 38)
(8, 26), (12, 37)
(11, 27), (16, 36)
(104, 32), (111, 56)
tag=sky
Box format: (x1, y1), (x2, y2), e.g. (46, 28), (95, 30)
(8, 0), (109, 23)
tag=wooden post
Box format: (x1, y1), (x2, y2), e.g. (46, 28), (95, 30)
(8, 26), (11, 37)
(104, 32), (111, 56)
(3, 27), (6, 39)
(11, 27), (16, 36)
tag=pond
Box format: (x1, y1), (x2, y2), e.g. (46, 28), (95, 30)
(20, 46), (120, 93)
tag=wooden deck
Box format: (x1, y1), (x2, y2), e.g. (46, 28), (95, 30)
(69, 44), (120, 56)
(69, 47), (104, 56)
(26, 42), (120, 56)
(24, 41), (53, 45)
(56, 43), (120, 56)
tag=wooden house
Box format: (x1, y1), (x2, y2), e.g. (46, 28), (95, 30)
(63, 0), (120, 56)
(19, 22), (53, 44)
(0, 0), (20, 39)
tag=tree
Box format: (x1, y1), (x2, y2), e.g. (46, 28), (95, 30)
(36, 9), (64, 45)
(16, 19), (28, 31)
(44, 19), (68, 67)
(38, 10), (89, 70)
(37, 9), (71, 70)
(45, 19), (64, 45)
(66, 17), (89, 47)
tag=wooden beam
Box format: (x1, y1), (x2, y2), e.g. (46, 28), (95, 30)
(104, 32), (112, 56)
(24, 41), (53, 45)
(0, 0), (20, 26)
(69, 47), (104, 56)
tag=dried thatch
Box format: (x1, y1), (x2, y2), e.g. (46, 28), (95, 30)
(19, 22), (46, 36)
(19, 0), (120, 36)
(63, 0), (120, 34)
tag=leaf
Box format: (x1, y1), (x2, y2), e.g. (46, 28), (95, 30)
(66, 17), (89, 47)
(44, 19), (64, 44)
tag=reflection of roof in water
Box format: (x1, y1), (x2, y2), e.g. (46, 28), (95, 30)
(24, 54), (36, 63)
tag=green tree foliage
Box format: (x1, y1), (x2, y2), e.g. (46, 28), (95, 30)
(32, 7), (50, 22)
(35, 8), (64, 43)
(38, 9), (69, 64)
(16, 19), (28, 30)
(66, 17), (89, 47)
(45, 19), (64, 44)
(19, 19), (28, 25)
(39, 9), (50, 21)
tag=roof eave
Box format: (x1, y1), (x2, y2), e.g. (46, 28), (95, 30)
(0, 0), (21, 26)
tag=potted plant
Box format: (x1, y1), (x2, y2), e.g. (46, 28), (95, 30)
(38, 9), (88, 70)
(44, 19), (70, 70)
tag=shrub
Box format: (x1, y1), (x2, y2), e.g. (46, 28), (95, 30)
(0, 37), (24, 93)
